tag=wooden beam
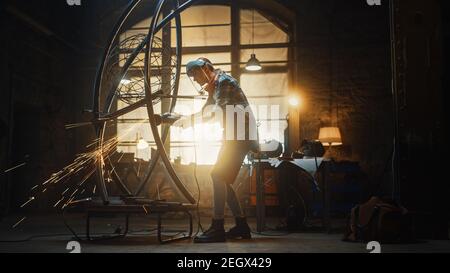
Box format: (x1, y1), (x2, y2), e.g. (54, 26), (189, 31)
(231, 3), (241, 80)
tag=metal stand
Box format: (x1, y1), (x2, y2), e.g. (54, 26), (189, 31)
(86, 212), (129, 241)
(69, 197), (195, 244)
(255, 159), (266, 233)
(321, 161), (331, 233)
(157, 211), (193, 244)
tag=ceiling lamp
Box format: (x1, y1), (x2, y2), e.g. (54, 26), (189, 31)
(245, 9), (262, 72)
(246, 54), (262, 71)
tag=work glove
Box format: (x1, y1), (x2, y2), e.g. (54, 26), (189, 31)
(160, 112), (181, 124)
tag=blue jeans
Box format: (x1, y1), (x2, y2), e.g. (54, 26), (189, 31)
(210, 140), (257, 219)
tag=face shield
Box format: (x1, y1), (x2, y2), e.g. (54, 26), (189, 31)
(186, 59), (212, 95)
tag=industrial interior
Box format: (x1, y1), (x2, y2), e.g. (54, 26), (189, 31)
(0, 0), (449, 253)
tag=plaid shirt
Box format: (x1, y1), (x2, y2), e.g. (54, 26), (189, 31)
(202, 70), (256, 141)
(202, 70), (250, 109)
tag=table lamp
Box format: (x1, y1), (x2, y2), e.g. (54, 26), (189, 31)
(318, 127), (342, 147)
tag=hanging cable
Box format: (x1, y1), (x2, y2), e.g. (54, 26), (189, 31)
(192, 116), (204, 236)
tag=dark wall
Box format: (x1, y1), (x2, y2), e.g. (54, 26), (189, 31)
(0, 0), (129, 214)
(290, 0), (393, 198)
(0, 0), (78, 213)
(392, 0), (449, 238)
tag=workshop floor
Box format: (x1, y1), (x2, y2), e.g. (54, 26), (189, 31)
(0, 213), (449, 253)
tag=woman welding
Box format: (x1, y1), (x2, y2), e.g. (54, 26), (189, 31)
(173, 58), (258, 243)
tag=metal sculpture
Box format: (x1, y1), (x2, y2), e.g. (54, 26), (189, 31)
(91, 0), (200, 205)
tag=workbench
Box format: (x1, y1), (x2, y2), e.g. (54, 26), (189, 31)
(252, 158), (332, 233)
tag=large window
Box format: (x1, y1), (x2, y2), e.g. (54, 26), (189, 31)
(117, 5), (290, 165)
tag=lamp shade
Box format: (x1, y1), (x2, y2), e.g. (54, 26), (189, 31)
(319, 127), (342, 146)
(245, 54), (262, 71)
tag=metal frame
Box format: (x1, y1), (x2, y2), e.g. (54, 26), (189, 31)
(68, 198), (194, 244)
(67, 1), (201, 244)
(85, 207), (193, 244)
(91, 0), (200, 205)
(86, 212), (130, 241)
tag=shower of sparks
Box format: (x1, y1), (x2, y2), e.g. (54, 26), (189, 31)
(53, 197), (64, 208)
(20, 197), (35, 208)
(65, 122), (95, 130)
(61, 188), (70, 196)
(86, 138), (101, 148)
(70, 189), (79, 198)
(21, 136), (120, 212)
(116, 152), (125, 163)
(4, 163), (27, 173)
(12, 217), (27, 229)
(16, 119), (149, 228)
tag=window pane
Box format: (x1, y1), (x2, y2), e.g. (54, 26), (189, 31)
(182, 53), (231, 65)
(117, 101), (161, 119)
(117, 123), (158, 142)
(180, 5), (230, 26)
(240, 10), (288, 45)
(241, 73), (288, 96)
(173, 98), (208, 115)
(117, 145), (157, 161)
(240, 48), (288, 63)
(248, 98), (289, 125)
(174, 26), (231, 47)
(173, 6), (231, 47)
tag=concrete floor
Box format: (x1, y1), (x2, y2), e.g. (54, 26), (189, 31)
(0, 213), (449, 253)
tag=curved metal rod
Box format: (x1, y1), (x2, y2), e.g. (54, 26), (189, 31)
(93, 0), (143, 118)
(95, 0), (199, 117)
(144, 0), (195, 204)
(106, 155), (132, 196)
(96, 95), (205, 124)
(134, 0), (183, 196)
(93, 0), (143, 204)
(93, 0), (199, 204)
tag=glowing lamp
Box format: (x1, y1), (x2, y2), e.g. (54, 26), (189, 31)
(319, 127), (342, 147)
